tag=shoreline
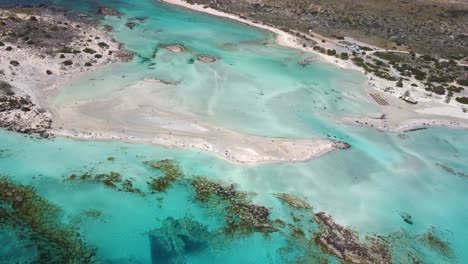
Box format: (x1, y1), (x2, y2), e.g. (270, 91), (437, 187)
(0, 6), (344, 167)
(2, 3), (468, 166)
(47, 78), (344, 167)
(51, 128), (339, 167)
(160, 0), (468, 133)
(159, 0), (401, 89)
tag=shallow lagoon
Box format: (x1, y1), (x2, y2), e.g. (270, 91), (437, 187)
(49, 0), (376, 139)
(0, 0), (467, 263)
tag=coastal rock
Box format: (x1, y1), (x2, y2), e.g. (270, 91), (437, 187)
(333, 141), (351, 150)
(113, 50), (135, 62)
(314, 212), (391, 264)
(196, 55), (218, 63)
(102, 24), (114, 32)
(161, 44), (187, 53)
(0, 93), (52, 136)
(125, 21), (137, 29)
(97, 6), (120, 17)
(274, 193), (312, 210)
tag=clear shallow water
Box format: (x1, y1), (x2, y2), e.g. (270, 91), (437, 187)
(1, 0), (467, 263)
(0, 127), (467, 263)
(45, 0), (376, 139)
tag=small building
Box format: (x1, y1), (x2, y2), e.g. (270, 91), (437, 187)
(345, 44), (360, 53)
(400, 96), (418, 104)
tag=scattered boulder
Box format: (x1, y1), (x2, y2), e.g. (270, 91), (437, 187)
(196, 54), (218, 63)
(161, 44), (187, 53)
(125, 21), (137, 29)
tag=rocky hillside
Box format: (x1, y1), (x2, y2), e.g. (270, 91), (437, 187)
(187, 0), (468, 58)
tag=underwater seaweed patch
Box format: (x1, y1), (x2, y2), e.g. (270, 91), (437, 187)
(0, 176), (97, 263)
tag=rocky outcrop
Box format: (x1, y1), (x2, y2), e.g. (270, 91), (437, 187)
(125, 21), (137, 29)
(0, 93), (52, 137)
(161, 44), (187, 53)
(314, 212), (392, 264)
(113, 49), (135, 62)
(333, 141), (351, 150)
(97, 6), (120, 17)
(196, 55), (218, 63)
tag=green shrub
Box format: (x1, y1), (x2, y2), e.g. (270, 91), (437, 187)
(46, 70), (53, 75)
(455, 97), (468, 104)
(97, 42), (109, 49)
(84, 62), (92, 67)
(447, 86), (464, 93)
(421, 54), (438, 62)
(62, 60), (73, 66)
(58, 47), (74, 53)
(94, 54), (103, 59)
(432, 86), (446, 95)
(9, 60), (19, 66)
(374, 52), (403, 62)
(411, 68), (426, 80)
(83, 48), (96, 54)
(0, 41), (4, 47)
(340, 52), (349, 60)
(359, 46), (373, 51)
(428, 74), (453, 83)
(326, 49), (336, 56)
(396, 78), (403, 87)
(457, 79), (468, 86)
(0, 81), (14, 95)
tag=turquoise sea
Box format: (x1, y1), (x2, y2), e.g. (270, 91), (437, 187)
(1, 1), (467, 263)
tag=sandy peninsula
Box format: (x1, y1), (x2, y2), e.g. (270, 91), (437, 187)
(49, 78), (347, 166)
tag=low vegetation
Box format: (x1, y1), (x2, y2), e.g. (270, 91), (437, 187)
(83, 48), (96, 54)
(188, 0), (468, 57)
(456, 97), (468, 104)
(0, 81), (14, 95)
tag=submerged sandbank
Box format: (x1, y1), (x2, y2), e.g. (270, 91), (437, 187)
(50, 79), (346, 166)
